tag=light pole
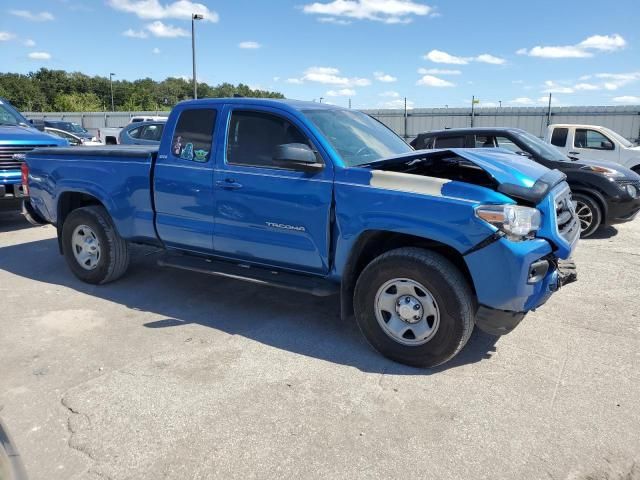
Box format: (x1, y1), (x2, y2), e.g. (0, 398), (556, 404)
(191, 13), (204, 99)
(109, 73), (115, 111)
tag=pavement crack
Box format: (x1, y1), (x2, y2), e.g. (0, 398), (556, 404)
(550, 339), (569, 410)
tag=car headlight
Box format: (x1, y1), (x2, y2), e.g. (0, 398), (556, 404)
(625, 183), (638, 198)
(581, 165), (624, 178)
(476, 204), (542, 240)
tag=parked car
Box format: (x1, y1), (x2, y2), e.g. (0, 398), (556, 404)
(44, 120), (96, 141)
(45, 127), (103, 146)
(22, 98), (579, 367)
(99, 115), (168, 145)
(545, 124), (640, 174)
(411, 128), (640, 237)
(118, 121), (165, 145)
(0, 97), (67, 207)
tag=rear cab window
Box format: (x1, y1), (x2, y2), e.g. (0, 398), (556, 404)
(171, 109), (217, 162)
(550, 128), (568, 147)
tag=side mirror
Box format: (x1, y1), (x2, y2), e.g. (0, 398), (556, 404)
(273, 143), (322, 171)
(515, 150), (533, 159)
(601, 141), (614, 150)
(29, 119), (45, 131)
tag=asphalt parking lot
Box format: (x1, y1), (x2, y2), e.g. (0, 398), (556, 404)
(0, 210), (639, 480)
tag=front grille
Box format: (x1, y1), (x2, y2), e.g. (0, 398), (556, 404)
(554, 188), (580, 243)
(0, 145), (56, 170)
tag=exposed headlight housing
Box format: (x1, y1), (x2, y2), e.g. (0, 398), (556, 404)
(476, 204), (542, 240)
(581, 165), (624, 178)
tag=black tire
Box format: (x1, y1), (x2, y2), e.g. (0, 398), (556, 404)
(354, 247), (475, 368)
(573, 193), (602, 238)
(61, 205), (130, 284)
(632, 166), (640, 176)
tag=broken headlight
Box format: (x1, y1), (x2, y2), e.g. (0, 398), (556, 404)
(476, 204), (541, 240)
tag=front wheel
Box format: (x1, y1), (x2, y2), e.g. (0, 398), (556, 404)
(61, 206), (130, 284)
(573, 193), (602, 238)
(354, 248), (475, 368)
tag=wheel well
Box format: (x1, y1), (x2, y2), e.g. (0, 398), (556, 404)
(340, 231), (475, 319)
(56, 192), (104, 253)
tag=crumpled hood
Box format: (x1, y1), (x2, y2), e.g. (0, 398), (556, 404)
(0, 125), (67, 146)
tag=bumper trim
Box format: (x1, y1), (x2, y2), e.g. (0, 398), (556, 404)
(475, 305), (526, 336)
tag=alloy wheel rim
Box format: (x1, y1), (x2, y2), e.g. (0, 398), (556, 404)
(374, 278), (440, 346)
(71, 225), (101, 270)
(574, 201), (593, 232)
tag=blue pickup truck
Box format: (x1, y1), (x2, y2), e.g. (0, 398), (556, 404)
(0, 97), (67, 207)
(22, 98), (579, 367)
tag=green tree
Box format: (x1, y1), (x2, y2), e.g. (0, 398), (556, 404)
(53, 92), (103, 112)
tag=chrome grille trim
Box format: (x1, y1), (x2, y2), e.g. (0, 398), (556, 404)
(554, 186), (580, 243)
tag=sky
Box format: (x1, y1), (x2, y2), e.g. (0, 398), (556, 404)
(1, 0), (639, 109)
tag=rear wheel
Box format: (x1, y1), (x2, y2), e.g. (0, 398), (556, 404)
(61, 206), (129, 284)
(354, 248), (475, 368)
(573, 193), (602, 238)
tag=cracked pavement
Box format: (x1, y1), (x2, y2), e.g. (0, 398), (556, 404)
(0, 210), (639, 479)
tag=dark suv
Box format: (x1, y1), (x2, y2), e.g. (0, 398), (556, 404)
(411, 128), (640, 237)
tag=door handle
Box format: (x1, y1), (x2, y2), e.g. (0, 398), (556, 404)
(216, 179), (243, 190)
(568, 151), (580, 155)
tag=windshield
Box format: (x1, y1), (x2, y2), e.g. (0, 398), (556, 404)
(303, 109), (412, 166)
(70, 123), (88, 133)
(517, 130), (568, 162)
(605, 128), (634, 148)
(0, 100), (27, 126)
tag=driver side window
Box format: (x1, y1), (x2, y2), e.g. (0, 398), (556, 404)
(494, 136), (524, 154)
(574, 129), (614, 150)
(226, 110), (317, 168)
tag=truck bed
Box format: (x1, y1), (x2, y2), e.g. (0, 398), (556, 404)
(31, 145), (158, 159)
(25, 145), (159, 242)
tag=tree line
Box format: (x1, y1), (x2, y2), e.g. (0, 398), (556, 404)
(0, 68), (285, 112)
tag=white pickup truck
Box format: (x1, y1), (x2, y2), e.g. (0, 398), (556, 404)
(98, 115), (168, 145)
(545, 124), (640, 173)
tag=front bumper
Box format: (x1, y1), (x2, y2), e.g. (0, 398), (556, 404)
(606, 197), (640, 224)
(475, 259), (577, 335)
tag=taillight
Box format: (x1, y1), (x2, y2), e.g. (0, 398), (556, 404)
(21, 162), (29, 195)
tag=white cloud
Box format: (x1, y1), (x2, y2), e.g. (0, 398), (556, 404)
(107, 0), (218, 22)
(416, 75), (454, 87)
(152, 47), (161, 54)
(542, 80), (574, 94)
(9, 10), (54, 21)
(380, 99), (414, 109)
(326, 88), (356, 96)
(424, 49), (468, 65)
(0, 32), (15, 41)
(146, 21), (188, 37)
(574, 82), (599, 91)
(302, 0), (433, 24)
(286, 78), (303, 84)
(475, 53), (506, 65)
(290, 66), (371, 87)
(510, 97), (535, 105)
(517, 34), (626, 58)
(28, 51), (51, 60)
(578, 34), (626, 51)
(317, 16), (352, 25)
(123, 28), (149, 38)
(424, 49), (505, 65)
(239, 41), (261, 49)
(24, 39), (36, 47)
(379, 91), (400, 98)
(417, 68), (461, 75)
(374, 71), (397, 82)
(612, 96), (640, 104)
(537, 95), (560, 105)
(594, 72), (640, 90)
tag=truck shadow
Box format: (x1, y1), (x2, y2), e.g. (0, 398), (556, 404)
(0, 210), (34, 233)
(0, 237), (499, 375)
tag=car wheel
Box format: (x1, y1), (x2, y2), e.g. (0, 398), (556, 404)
(354, 247), (475, 368)
(61, 206), (130, 284)
(572, 193), (602, 238)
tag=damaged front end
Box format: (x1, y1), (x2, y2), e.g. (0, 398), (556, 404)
(361, 148), (580, 335)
